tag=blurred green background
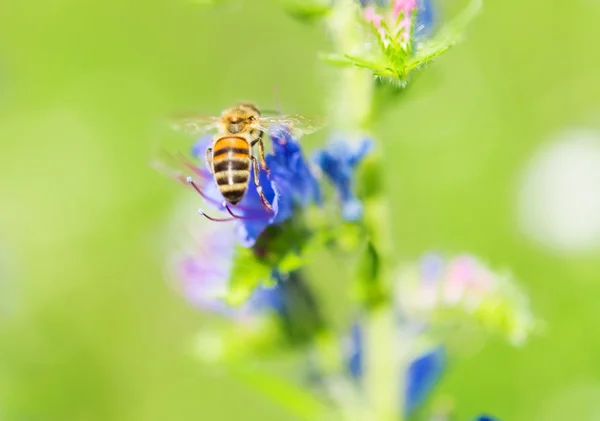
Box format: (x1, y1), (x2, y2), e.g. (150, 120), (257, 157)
(1, 0), (600, 420)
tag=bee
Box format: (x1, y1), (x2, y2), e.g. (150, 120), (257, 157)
(171, 102), (323, 216)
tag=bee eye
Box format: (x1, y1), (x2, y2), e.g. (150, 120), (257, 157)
(249, 116), (256, 122)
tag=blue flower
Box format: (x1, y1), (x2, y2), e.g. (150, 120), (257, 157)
(268, 125), (322, 209)
(405, 346), (445, 415)
(313, 138), (372, 221)
(414, 0), (435, 39)
(347, 322), (363, 378)
(475, 416), (499, 421)
(189, 125), (320, 247)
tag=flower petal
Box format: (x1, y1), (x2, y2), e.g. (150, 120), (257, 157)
(405, 346), (445, 415)
(314, 138), (373, 221)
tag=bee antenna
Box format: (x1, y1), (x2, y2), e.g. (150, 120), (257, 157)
(273, 85), (282, 116)
(259, 109), (280, 115)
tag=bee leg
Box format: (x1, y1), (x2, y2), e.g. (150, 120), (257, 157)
(251, 132), (269, 173)
(205, 147), (214, 174)
(251, 156), (274, 213)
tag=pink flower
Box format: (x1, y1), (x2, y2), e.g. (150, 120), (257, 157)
(364, 0), (419, 48)
(364, 6), (383, 28)
(364, 6), (387, 41)
(392, 0), (417, 19)
(443, 255), (494, 307)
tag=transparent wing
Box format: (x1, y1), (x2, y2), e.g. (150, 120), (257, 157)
(151, 148), (210, 185)
(170, 114), (220, 136)
(259, 114), (326, 138)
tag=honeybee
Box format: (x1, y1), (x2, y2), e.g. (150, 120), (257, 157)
(171, 102), (323, 215)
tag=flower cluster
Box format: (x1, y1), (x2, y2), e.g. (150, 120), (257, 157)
(186, 127), (369, 247)
(394, 253), (535, 345)
(319, 0), (481, 85)
(166, 125), (372, 334)
(332, 253), (531, 420)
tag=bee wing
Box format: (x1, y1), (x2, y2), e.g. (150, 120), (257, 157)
(169, 114), (220, 136)
(151, 147), (209, 185)
(258, 114), (326, 138)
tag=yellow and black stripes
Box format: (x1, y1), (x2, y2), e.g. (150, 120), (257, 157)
(212, 136), (251, 205)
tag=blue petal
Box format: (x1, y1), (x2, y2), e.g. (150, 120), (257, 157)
(419, 252), (444, 283)
(474, 416), (499, 421)
(235, 126), (318, 246)
(313, 138), (373, 222)
(233, 167), (280, 247)
(269, 125), (321, 207)
(348, 322), (363, 378)
(405, 346), (445, 415)
(191, 135), (213, 159)
(415, 0), (435, 39)
(247, 284), (286, 314)
(341, 198), (364, 222)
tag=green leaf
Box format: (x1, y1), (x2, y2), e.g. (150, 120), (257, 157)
(227, 246), (272, 306)
(319, 52), (355, 67)
(278, 252), (306, 273)
(227, 217), (327, 305)
(407, 0), (483, 72)
(353, 241), (387, 309)
(192, 318), (281, 362)
(379, 16), (409, 68)
(279, 0), (331, 22)
(343, 55), (388, 72)
(405, 43), (452, 73)
(277, 271), (325, 344)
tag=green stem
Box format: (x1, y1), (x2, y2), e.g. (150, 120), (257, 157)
(327, 0), (373, 136)
(325, 2), (408, 421)
(364, 309), (402, 421)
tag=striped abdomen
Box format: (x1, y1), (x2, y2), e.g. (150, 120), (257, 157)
(212, 136), (251, 205)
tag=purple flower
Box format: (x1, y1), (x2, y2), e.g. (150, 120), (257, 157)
(189, 125), (320, 247)
(313, 138), (372, 221)
(174, 221), (283, 318)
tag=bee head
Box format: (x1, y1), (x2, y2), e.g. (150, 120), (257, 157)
(221, 103), (261, 134)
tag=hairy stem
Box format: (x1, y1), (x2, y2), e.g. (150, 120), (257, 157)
(326, 1), (405, 420)
(327, 0), (374, 136)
